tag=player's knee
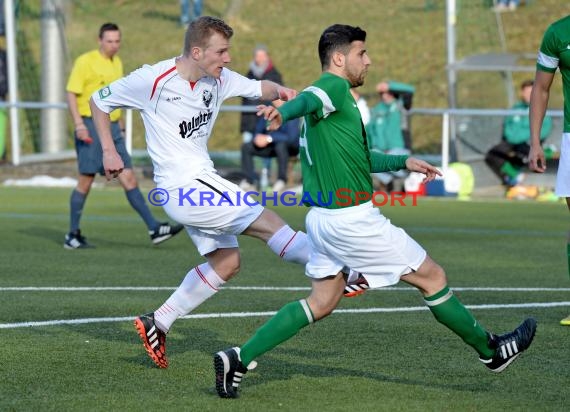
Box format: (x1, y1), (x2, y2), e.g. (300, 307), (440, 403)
(77, 175), (94, 193)
(119, 169), (138, 190)
(213, 261), (240, 280)
(244, 209), (287, 241)
(206, 249), (241, 280)
(427, 262), (447, 290)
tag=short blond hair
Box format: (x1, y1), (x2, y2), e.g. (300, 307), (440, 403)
(183, 16), (233, 56)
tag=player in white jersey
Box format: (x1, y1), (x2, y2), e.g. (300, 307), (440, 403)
(90, 16), (362, 368)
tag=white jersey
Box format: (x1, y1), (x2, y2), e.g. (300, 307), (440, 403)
(91, 58), (262, 189)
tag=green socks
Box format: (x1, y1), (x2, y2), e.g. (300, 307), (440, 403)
(239, 288), (496, 365)
(240, 300), (314, 366)
(425, 286), (494, 359)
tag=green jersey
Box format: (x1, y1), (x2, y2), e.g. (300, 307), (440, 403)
(279, 72), (407, 209)
(537, 15), (570, 132)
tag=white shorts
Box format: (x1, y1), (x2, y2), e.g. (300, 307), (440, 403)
(162, 171), (264, 256)
(305, 201), (426, 288)
(555, 133), (570, 197)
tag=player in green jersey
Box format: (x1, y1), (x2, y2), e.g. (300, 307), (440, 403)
(529, 15), (570, 326)
(214, 24), (537, 398)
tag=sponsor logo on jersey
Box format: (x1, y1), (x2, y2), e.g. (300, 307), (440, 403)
(166, 96), (181, 102)
(98, 86), (112, 99)
(202, 90), (213, 107)
(179, 110), (213, 139)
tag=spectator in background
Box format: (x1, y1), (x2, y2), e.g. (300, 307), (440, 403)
(240, 45), (283, 144)
(0, 46), (7, 163)
(64, 22), (183, 249)
(485, 79), (552, 188)
(376, 80), (415, 149)
(493, 0), (520, 12)
(366, 80), (415, 191)
(180, 0), (203, 26)
(349, 87), (370, 126)
(240, 99), (300, 193)
(239, 45), (284, 186)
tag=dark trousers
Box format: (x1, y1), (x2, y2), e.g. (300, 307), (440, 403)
(485, 140), (529, 181)
(241, 141), (299, 184)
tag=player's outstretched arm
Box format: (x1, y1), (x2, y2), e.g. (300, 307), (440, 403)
(260, 80), (297, 102)
(405, 157), (442, 183)
(89, 97), (124, 180)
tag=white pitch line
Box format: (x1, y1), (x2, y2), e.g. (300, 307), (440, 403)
(1, 286), (570, 292)
(1, 301), (570, 329)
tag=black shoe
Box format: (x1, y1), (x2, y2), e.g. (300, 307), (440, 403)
(64, 230), (94, 249)
(134, 312), (168, 368)
(480, 318), (537, 373)
(343, 273), (370, 297)
(149, 223), (184, 245)
(214, 347), (257, 398)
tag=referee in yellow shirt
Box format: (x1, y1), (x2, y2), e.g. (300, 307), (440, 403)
(65, 22), (182, 249)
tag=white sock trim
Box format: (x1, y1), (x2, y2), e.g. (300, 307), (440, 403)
(195, 264), (224, 291)
(424, 289), (454, 307)
(300, 299), (314, 323)
(267, 225), (296, 257)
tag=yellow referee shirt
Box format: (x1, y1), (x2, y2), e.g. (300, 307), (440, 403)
(66, 49), (123, 122)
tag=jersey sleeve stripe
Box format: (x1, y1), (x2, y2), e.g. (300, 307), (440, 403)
(150, 66), (177, 100)
(537, 51), (559, 70)
(304, 86), (336, 118)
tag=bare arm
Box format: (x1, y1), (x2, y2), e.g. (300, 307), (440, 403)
(529, 70), (555, 172)
(260, 80), (297, 102)
(89, 97), (124, 180)
(67, 92), (92, 143)
(405, 157), (442, 183)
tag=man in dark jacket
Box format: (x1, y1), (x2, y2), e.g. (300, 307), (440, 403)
(240, 45), (283, 144)
(240, 101), (300, 192)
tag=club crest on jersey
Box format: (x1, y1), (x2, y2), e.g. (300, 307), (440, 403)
(179, 111), (213, 139)
(202, 90), (213, 107)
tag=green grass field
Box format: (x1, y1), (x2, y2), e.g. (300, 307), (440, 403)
(1, 186), (569, 411)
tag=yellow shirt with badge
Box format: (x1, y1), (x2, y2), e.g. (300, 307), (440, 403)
(66, 49), (123, 122)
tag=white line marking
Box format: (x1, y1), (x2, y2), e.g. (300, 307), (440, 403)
(1, 286), (570, 292)
(1, 301), (569, 329)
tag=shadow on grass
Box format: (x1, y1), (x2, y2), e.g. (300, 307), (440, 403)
(70, 323), (230, 370)
(18, 226), (69, 247)
(232, 353), (490, 394)
(17, 226), (151, 249)
(71, 322), (490, 395)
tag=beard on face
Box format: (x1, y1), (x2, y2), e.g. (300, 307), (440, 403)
(347, 69), (366, 87)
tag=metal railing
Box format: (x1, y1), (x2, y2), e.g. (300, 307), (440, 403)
(2, 101), (564, 171)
